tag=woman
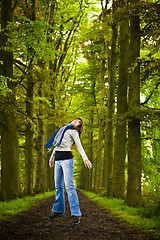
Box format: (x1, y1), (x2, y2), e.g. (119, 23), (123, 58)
(47, 118), (92, 225)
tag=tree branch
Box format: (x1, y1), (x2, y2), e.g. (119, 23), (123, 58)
(14, 59), (26, 68)
(141, 137), (160, 141)
(14, 62), (26, 74)
(101, 0), (104, 10)
(64, 17), (73, 24)
(18, 83), (27, 91)
(105, 0), (108, 10)
(13, 59), (26, 74)
(141, 18), (160, 36)
(12, 0), (19, 12)
(141, 81), (160, 105)
(57, 6), (85, 72)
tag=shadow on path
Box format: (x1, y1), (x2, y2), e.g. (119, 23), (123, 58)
(0, 190), (157, 239)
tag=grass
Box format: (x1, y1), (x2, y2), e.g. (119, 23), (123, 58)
(81, 190), (160, 237)
(0, 191), (55, 220)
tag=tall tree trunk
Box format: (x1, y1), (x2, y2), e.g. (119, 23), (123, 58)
(125, 0), (142, 207)
(88, 60), (98, 193)
(45, 62), (56, 190)
(104, 24), (117, 196)
(24, 74), (34, 195)
(84, 130), (90, 191)
(88, 113), (94, 191)
(96, 40), (106, 192)
(110, 1), (129, 198)
(24, 0), (36, 195)
(0, 0), (20, 200)
(34, 83), (45, 193)
(44, 123), (55, 191)
(89, 75), (97, 192)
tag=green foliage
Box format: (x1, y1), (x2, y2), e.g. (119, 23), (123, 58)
(0, 76), (12, 95)
(6, 16), (56, 63)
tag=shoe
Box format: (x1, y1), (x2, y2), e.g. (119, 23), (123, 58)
(48, 212), (64, 220)
(72, 216), (81, 225)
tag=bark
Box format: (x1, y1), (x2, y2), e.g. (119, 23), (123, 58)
(84, 127), (93, 191)
(88, 61), (98, 193)
(42, 2), (57, 191)
(110, 2), (129, 198)
(1, 104), (20, 200)
(45, 62), (56, 190)
(125, 0), (142, 207)
(89, 75), (97, 192)
(24, 74), (34, 195)
(84, 131), (90, 191)
(34, 84), (45, 193)
(104, 25), (117, 196)
(44, 123), (55, 191)
(88, 107), (94, 192)
(24, 0), (36, 196)
(76, 55), (97, 192)
(96, 40), (106, 192)
(0, 0), (20, 200)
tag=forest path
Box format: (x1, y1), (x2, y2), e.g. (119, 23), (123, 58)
(0, 190), (157, 240)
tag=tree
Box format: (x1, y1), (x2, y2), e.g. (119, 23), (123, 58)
(96, 39), (106, 192)
(110, 0), (129, 199)
(103, 1), (117, 196)
(19, 0), (36, 195)
(0, 0), (20, 200)
(125, 0), (142, 207)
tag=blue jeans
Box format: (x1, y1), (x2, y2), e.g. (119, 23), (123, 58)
(52, 158), (81, 216)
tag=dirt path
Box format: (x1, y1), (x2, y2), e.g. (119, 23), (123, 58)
(0, 191), (157, 240)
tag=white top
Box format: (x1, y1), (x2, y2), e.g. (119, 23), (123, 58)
(49, 129), (88, 162)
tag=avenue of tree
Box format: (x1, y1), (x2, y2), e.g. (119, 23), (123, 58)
(0, 0), (160, 213)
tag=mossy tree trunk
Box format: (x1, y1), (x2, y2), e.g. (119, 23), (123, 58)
(104, 23), (117, 196)
(0, 0), (20, 200)
(34, 82), (45, 193)
(110, 0), (129, 198)
(24, 0), (36, 196)
(125, 0), (142, 207)
(96, 40), (106, 193)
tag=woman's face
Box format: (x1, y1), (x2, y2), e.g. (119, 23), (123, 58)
(71, 119), (81, 127)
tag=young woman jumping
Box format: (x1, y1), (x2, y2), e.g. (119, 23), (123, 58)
(45, 118), (92, 224)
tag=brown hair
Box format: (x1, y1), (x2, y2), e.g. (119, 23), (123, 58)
(70, 118), (84, 137)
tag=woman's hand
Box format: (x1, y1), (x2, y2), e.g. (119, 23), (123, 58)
(49, 161), (54, 168)
(84, 160), (92, 169)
